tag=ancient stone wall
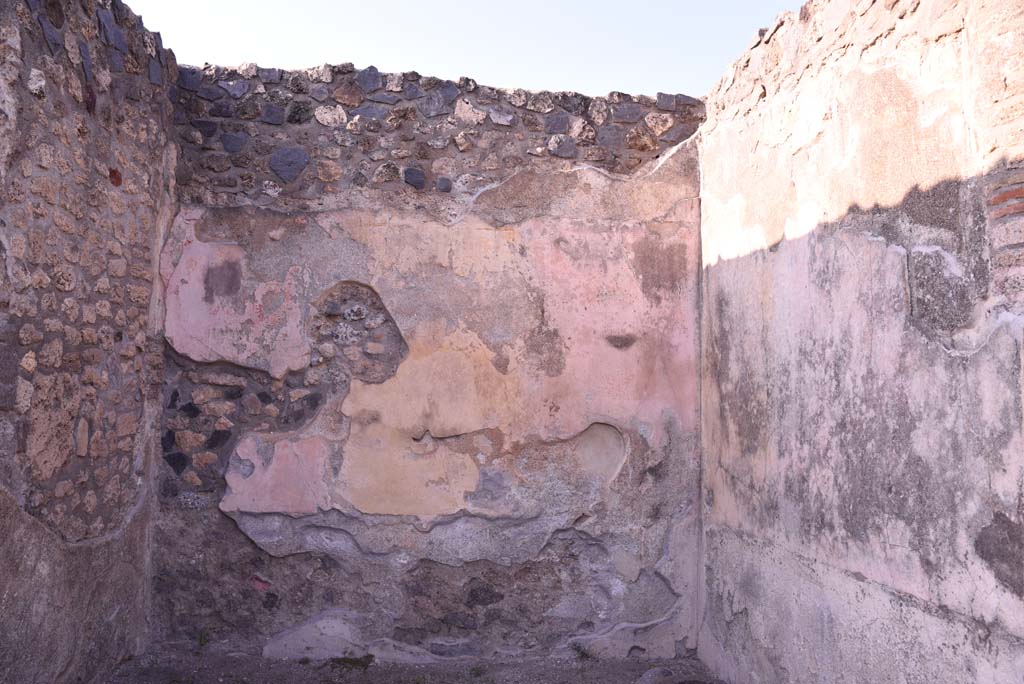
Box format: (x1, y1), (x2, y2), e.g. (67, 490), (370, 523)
(698, 0), (1024, 681)
(8, 1), (1024, 682)
(170, 62), (703, 206)
(0, 0), (177, 682)
(152, 62), (705, 661)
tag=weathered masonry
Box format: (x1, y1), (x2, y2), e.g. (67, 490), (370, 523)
(1, 1), (1023, 682)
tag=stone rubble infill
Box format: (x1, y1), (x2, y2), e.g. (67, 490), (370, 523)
(108, 651), (724, 684)
(173, 62), (705, 205)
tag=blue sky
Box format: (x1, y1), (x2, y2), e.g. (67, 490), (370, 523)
(128, 0), (797, 97)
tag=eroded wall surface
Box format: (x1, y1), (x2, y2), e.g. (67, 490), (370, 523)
(0, 0), (177, 682)
(154, 64), (705, 661)
(699, 0), (1024, 682)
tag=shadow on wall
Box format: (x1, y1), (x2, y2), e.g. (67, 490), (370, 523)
(699, 158), (1024, 682)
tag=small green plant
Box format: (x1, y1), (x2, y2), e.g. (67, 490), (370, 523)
(470, 665), (486, 677)
(195, 630), (210, 652)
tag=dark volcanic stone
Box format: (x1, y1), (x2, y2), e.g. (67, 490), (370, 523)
(367, 92), (400, 104)
(676, 93), (703, 107)
(111, 0), (129, 21)
(286, 73), (309, 94)
(197, 84), (224, 101)
(548, 134), (577, 159)
(545, 111), (570, 134)
(161, 430), (176, 453)
(350, 103), (389, 120)
(37, 16), (63, 56)
(261, 104), (285, 125)
(436, 176), (452, 193)
(403, 167), (426, 190)
(610, 102), (644, 123)
(190, 119), (218, 138)
(258, 67), (282, 83)
(256, 391), (274, 404)
(210, 100), (234, 117)
(438, 80), (460, 103)
(24, 0), (41, 12)
(163, 452), (188, 475)
(179, 402), (200, 418)
(220, 80), (249, 99)
(220, 132), (249, 153)
(107, 47), (124, 73)
(177, 68), (202, 92)
(148, 58), (162, 86)
(402, 82), (425, 100)
(205, 430), (231, 450)
(269, 146), (310, 183)
(355, 66), (382, 92)
(553, 91), (586, 115)
(97, 8), (127, 53)
(596, 124), (625, 148)
(660, 122), (696, 144)
(417, 90), (451, 118)
(310, 84), (330, 101)
(78, 41), (93, 83)
(656, 92), (676, 110)
(286, 100), (314, 124)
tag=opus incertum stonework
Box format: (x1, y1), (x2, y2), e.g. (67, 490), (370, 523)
(2, 1), (1023, 683)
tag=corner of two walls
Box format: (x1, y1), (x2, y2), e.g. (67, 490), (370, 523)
(696, 0), (1024, 681)
(1, 0), (710, 675)
(12, 0), (1024, 681)
(0, 1), (178, 682)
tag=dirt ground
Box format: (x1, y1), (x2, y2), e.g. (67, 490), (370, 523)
(107, 651), (722, 684)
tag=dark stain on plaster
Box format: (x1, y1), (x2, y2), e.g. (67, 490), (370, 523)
(908, 248), (974, 333)
(525, 321), (566, 377)
(606, 334), (637, 349)
(194, 207), (311, 249)
(709, 288), (769, 463)
(974, 511), (1024, 597)
(630, 237), (688, 303)
(202, 260), (242, 303)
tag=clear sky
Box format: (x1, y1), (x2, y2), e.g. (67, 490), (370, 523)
(127, 0), (797, 97)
